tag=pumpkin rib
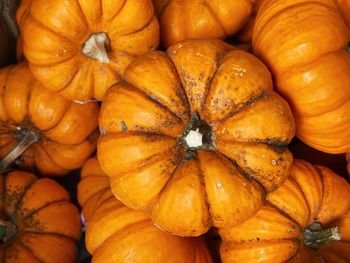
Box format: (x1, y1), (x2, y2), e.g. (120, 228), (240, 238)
(80, 187), (108, 210)
(254, 0), (338, 47)
(105, 0), (128, 23)
(114, 84), (186, 123)
(19, 199), (71, 223)
(37, 101), (72, 132)
(202, 1), (227, 35)
(25, 13), (76, 44)
(73, 0), (90, 29)
(22, 230), (80, 244)
(9, 178), (38, 218)
(15, 240), (44, 263)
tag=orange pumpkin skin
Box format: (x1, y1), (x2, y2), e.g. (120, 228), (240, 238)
(16, 0), (159, 101)
(253, 0), (350, 154)
(78, 158), (213, 263)
(219, 159), (350, 263)
(153, 0), (253, 48)
(335, 0), (350, 27)
(98, 39), (295, 236)
(0, 63), (99, 177)
(0, 170), (81, 262)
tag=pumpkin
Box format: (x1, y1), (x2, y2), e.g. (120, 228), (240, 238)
(219, 159), (350, 262)
(77, 157), (213, 263)
(98, 39), (295, 236)
(252, 0), (350, 153)
(0, 170), (81, 262)
(0, 63), (99, 177)
(335, 0), (350, 28)
(152, 0), (253, 48)
(16, 0), (159, 102)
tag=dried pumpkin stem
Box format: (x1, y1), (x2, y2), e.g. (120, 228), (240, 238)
(82, 32), (111, 64)
(0, 219), (17, 243)
(303, 221), (341, 250)
(0, 127), (41, 170)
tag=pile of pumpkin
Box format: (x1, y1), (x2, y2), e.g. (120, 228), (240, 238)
(0, 0), (349, 262)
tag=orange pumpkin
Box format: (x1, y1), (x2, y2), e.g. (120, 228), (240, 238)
(335, 0), (350, 28)
(0, 63), (99, 177)
(152, 0), (254, 48)
(16, 0), (159, 101)
(98, 39), (295, 236)
(219, 159), (350, 262)
(0, 170), (81, 262)
(78, 157), (213, 263)
(253, 0), (350, 153)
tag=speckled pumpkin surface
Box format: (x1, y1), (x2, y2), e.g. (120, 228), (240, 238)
(219, 159), (350, 263)
(0, 170), (81, 263)
(98, 39), (295, 236)
(0, 63), (99, 177)
(78, 157), (213, 263)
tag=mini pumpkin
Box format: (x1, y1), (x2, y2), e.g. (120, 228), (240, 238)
(98, 39), (295, 236)
(16, 0), (159, 101)
(219, 159), (350, 262)
(0, 63), (99, 176)
(78, 157), (213, 263)
(152, 0), (253, 48)
(0, 170), (81, 262)
(253, 0), (350, 153)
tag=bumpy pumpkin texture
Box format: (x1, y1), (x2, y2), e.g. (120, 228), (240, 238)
(98, 39), (295, 236)
(335, 0), (350, 28)
(0, 63), (99, 176)
(253, 0), (350, 153)
(16, 0), (159, 101)
(77, 157), (213, 263)
(152, 0), (253, 48)
(0, 170), (81, 263)
(219, 159), (350, 262)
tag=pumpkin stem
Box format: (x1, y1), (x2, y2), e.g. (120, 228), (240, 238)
(82, 32), (111, 64)
(303, 221), (341, 250)
(0, 219), (17, 243)
(0, 127), (41, 170)
(180, 112), (214, 151)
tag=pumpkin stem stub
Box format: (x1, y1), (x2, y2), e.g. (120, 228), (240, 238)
(180, 112), (213, 151)
(0, 127), (41, 170)
(0, 219), (17, 243)
(303, 221), (341, 250)
(82, 32), (111, 64)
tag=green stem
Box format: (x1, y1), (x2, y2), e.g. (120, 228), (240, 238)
(303, 221), (341, 250)
(0, 128), (40, 170)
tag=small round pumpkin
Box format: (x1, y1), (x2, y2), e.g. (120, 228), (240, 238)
(98, 39), (295, 236)
(153, 0), (253, 48)
(0, 170), (81, 262)
(253, 0), (350, 153)
(16, 0), (159, 101)
(78, 157), (213, 263)
(0, 63), (99, 176)
(219, 159), (350, 262)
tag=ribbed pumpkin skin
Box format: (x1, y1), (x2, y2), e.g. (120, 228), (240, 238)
(335, 0), (350, 27)
(77, 158), (213, 263)
(98, 39), (295, 236)
(0, 63), (99, 176)
(153, 0), (253, 48)
(16, 0), (159, 101)
(219, 159), (350, 263)
(253, 0), (350, 153)
(0, 170), (81, 263)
